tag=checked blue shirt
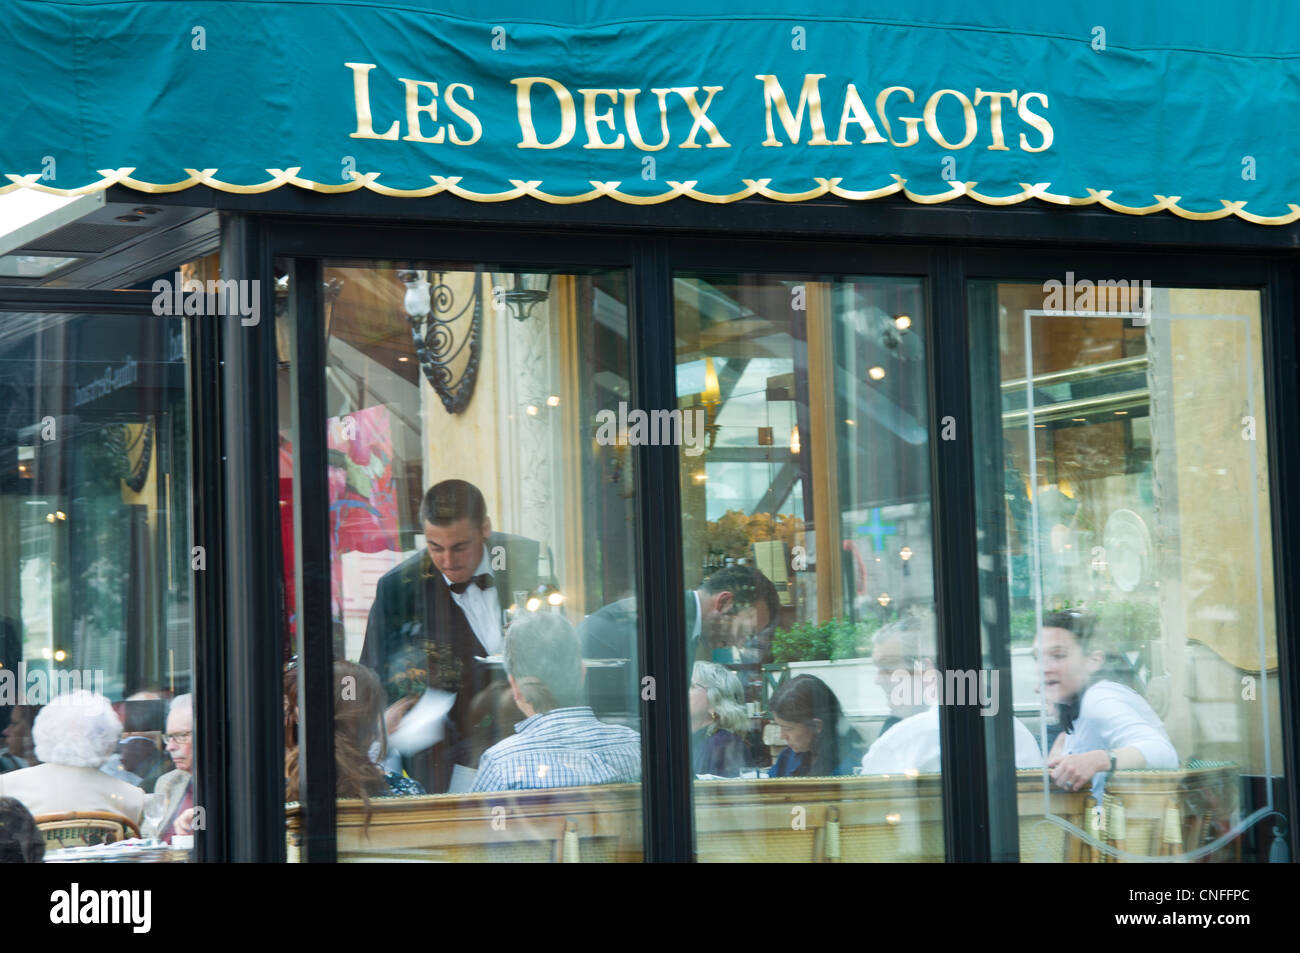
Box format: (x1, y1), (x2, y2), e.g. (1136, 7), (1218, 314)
(470, 706), (641, 792)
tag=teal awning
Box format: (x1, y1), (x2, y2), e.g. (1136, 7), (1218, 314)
(3, 1), (1299, 222)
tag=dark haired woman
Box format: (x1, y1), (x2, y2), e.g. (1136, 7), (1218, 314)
(285, 660), (424, 804)
(767, 674), (862, 777)
(1038, 609), (1177, 796)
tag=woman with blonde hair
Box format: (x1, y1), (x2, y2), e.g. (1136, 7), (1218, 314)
(690, 661), (751, 777)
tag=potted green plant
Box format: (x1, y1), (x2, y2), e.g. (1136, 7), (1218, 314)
(763, 615), (887, 716)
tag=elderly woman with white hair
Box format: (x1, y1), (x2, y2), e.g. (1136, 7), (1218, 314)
(0, 691), (144, 827)
(690, 661), (752, 777)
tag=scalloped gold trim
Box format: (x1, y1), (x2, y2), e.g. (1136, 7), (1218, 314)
(282, 169), (379, 194)
(823, 177), (904, 201)
(966, 182), (1037, 206)
(3, 170), (1299, 224)
(1092, 190), (1181, 216)
(355, 174), (449, 198)
(3, 168), (138, 195)
(897, 175), (972, 204)
(1233, 202), (1300, 225)
(676, 180), (761, 203)
(749, 178), (833, 202)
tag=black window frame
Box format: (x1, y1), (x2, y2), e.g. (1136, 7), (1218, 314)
(0, 285), (229, 862)
(10, 187), (1297, 863)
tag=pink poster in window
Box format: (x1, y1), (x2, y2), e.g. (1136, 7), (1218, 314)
(329, 405), (400, 556)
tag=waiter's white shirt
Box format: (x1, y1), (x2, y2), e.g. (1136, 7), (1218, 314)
(444, 549), (503, 655)
(860, 707), (1044, 775)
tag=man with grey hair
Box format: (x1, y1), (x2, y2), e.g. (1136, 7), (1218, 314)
(861, 614), (1042, 774)
(870, 615), (939, 737)
(145, 693), (194, 842)
(470, 613), (640, 792)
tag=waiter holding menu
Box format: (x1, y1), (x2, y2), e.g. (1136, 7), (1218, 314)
(360, 479), (553, 792)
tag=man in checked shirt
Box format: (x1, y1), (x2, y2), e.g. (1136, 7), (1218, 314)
(470, 612), (640, 792)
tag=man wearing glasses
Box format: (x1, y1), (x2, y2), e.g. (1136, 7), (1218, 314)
(145, 694), (194, 843)
(360, 479), (554, 793)
(579, 564), (779, 717)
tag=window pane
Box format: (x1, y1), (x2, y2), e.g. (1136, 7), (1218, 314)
(971, 281), (1286, 862)
(283, 262), (643, 862)
(0, 304), (194, 861)
(676, 273), (949, 862)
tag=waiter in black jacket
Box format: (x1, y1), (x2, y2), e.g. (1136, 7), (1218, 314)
(360, 479), (551, 793)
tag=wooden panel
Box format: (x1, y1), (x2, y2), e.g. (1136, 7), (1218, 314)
(804, 282), (842, 621)
(286, 766), (1241, 863)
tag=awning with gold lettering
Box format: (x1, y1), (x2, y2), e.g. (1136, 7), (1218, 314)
(3, 1), (1299, 222)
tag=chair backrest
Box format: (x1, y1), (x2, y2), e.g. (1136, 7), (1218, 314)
(35, 811), (140, 849)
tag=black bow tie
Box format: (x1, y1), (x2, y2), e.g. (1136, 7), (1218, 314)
(1057, 696), (1082, 735)
(449, 573), (494, 594)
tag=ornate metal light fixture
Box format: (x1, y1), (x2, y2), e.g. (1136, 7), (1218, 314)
(397, 268), (552, 414)
(400, 267), (484, 415)
(491, 271), (552, 322)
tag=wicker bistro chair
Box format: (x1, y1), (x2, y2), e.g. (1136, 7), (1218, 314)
(35, 811), (141, 850)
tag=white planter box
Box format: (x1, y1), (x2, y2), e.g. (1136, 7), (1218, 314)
(785, 658), (886, 718)
(784, 651), (1044, 720)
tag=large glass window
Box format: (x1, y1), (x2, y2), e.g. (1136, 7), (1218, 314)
(0, 301), (194, 860)
(274, 240), (1296, 866)
(283, 260), (644, 861)
(676, 272), (959, 862)
(972, 280), (1287, 862)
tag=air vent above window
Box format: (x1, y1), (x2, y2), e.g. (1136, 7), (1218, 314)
(20, 222), (147, 255)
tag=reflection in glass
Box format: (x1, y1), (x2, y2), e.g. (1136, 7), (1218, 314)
(282, 262), (644, 862)
(0, 300), (193, 860)
(972, 282), (1285, 862)
(676, 273), (943, 862)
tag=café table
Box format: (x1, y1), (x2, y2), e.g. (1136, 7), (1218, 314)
(45, 838), (192, 863)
